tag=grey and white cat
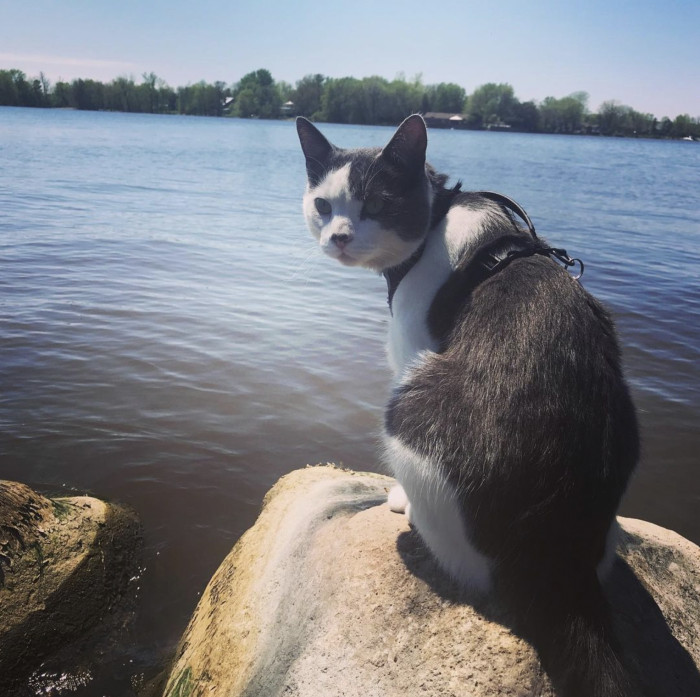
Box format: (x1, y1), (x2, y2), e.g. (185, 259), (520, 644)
(297, 114), (639, 697)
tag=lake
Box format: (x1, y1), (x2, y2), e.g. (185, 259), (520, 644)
(1, 107), (698, 695)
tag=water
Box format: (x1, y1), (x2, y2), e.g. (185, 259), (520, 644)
(1, 107), (698, 694)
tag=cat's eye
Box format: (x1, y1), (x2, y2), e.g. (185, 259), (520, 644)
(315, 197), (331, 215)
(364, 195), (384, 216)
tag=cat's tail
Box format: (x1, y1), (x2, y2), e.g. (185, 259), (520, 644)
(496, 558), (637, 697)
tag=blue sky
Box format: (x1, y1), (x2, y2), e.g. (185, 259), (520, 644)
(1, 0), (698, 118)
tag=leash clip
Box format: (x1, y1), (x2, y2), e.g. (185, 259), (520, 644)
(546, 247), (584, 280)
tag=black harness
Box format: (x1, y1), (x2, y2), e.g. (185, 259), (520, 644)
(383, 191), (584, 313)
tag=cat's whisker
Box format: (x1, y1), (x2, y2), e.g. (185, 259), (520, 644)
(287, 244), (323, 282)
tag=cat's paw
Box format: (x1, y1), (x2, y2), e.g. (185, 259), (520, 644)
(388, 484), (409, 514)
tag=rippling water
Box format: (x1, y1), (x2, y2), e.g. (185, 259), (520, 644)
(1, 107), (698, 694)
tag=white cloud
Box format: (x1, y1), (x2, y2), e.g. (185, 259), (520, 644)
(0, 53), (137, 71)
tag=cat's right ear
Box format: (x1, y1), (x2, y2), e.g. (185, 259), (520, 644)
(296, 117), (333, 185)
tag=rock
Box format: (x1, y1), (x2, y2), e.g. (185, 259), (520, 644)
(163, 465), (700, 697)
(0, 480), (140, 691)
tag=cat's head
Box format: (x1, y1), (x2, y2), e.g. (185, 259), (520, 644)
(296, 115), (433, 272)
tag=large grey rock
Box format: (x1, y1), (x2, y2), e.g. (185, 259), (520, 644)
(163, 465), (700, 697)
(0, 480), (140, 691)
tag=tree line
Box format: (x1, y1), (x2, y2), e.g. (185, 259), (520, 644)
(1, 67), (698, 139)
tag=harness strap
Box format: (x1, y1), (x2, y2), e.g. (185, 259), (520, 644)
(475, 190), (539, 239)
(383, 241), (425, 312)
(481, 245), (584, 278)
(383, 192), (584, 313)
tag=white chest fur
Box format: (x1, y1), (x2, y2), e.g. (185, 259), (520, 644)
(384, 204), (493, 591)
(387, 206), (488, 377)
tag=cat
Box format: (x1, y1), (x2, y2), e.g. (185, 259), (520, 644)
(297, 114), (639, 697)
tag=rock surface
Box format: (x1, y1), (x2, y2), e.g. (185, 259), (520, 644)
(163, 465), (700, 697)
(0, 480), (140, 691)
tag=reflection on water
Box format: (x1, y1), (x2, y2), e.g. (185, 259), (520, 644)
(1, 107), (698, 693)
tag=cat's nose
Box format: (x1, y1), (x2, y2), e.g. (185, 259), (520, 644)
(331, 232), (353, 249)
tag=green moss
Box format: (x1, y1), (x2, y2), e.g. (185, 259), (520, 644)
(165, 667), (193, 697)
(51, 498), (76, 520)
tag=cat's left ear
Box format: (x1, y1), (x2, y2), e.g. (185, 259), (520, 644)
(297, 117), (334, 184)
(381, 114), (427, 175)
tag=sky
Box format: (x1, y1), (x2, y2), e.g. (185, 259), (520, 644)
(1, 0), (698, 119)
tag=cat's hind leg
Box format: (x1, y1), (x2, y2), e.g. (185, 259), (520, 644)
(384, 436), (492, 592)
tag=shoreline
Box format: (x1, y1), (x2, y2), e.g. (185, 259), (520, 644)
(1, 104), (696, 141)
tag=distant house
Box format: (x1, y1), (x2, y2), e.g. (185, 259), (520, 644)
(423, 112), (466, 129)
(281, 100), (296, 117)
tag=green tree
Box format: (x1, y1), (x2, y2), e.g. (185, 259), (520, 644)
(106, 76), (137, 112)
(598, 100), (629, 136)
(385, 77), (424, 121)
(626, 109), (655, 137)
(319, 74), (424, 125)
(0, 69), (20, 105)
(0, 69), (35, 106)
(159, 83), (178, 112)
(539, 93), (587, 134)
(140, 72), (161, 113)
(320, 77), (364, 123)
(359, 75), (390, 124)
(231, 69), (281, 119)
(467, 83), (517, 127)
(177, 81), (228, 116)
(71, 78), (105, 110)
(426, 82), (466, 114)
(276, 80), (293, 103)
(192, 80), (227, 116)
(52, 81), (72, 107)
(511, 100), (540, 132)
(671, 114), (699, 138)
(292, 74), (325, 118)
(657, 116), (673, 137)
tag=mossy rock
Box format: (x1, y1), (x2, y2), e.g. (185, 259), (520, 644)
(0, 480), (140, 691)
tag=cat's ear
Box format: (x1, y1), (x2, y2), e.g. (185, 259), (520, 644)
(381, 114), (427, 175)
(297, 117), (334, 184)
